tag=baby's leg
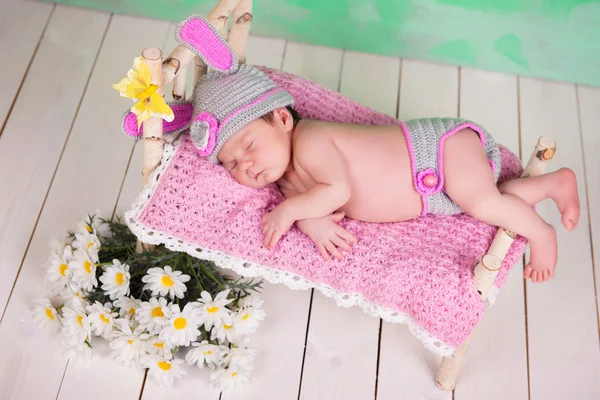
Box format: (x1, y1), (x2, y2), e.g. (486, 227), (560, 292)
(443, 129), (557, 283)
(498, 168), (580, 231)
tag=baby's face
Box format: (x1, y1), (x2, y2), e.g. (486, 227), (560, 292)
(217, 109), (294, 188)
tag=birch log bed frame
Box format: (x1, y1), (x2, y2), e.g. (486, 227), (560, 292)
(132, 0), (557, 391)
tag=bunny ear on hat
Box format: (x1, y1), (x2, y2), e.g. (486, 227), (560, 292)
(175, 14), (239, 74)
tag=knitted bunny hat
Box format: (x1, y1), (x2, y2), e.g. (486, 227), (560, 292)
(175, 15), (295, 164)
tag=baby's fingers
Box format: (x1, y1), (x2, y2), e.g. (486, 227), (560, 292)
(336, 227), (357, 245)
(268, 229), (283, 249)
(317, 244), (332, 261)
(324, 241), (343, 261)
(331, 235), (352, 252)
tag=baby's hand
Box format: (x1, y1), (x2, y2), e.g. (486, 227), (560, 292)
(296, 212), (357, 261)
(262, 204), (295, 249)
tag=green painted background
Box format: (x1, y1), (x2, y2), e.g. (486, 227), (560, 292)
(39, 0), (600, 86)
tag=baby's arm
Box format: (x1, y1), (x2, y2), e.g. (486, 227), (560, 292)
(262, 133), (351, 248)
(278, 184), (356, 260)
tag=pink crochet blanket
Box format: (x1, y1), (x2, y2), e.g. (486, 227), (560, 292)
(125, 68), (527, 356)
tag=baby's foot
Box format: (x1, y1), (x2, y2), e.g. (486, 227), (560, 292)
(550, 168), (580, 231)
(523, 224), (557, 283)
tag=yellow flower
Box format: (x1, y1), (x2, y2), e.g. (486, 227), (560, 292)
(113, 57), (174, 128)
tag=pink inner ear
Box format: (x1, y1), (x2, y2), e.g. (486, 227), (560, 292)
(179, 18), (233, 71)
(122, 112), (141, 137)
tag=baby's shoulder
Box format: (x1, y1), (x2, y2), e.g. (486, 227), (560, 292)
(293, 120), (334, 150)
(292, 121), (336, 166)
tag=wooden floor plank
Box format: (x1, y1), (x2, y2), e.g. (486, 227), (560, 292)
(0, 5), (108, 317)
(576, 84), (600, 350)
(0, 12), (169, 400)
(221, 35), (312, 400)
(298, 50), (400, 400)
(340, 51), (400, 117)
(55, 15), (172, 400)
(376, 59), (456, 400)
(519, 78), (600, 399)
(282, 42), (343, 92)
(454, 68), (528, 399)
(0, 0), (53, 133)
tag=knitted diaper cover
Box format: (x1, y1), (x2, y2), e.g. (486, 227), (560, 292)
(400, 118), (502, 216)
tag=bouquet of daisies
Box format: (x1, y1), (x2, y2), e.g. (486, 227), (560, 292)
(32, 213), (265, 391)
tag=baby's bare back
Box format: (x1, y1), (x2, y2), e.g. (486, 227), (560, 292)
(281, 120), (423, 222)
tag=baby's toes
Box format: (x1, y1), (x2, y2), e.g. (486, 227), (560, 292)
(523, 265), (533, 279)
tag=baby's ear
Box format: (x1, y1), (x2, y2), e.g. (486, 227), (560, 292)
(175, 14), (239, 74)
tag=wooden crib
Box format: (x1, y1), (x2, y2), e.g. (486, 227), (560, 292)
(133, 0), (556, 392)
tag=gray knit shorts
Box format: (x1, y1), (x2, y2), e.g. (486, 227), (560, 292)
(400, 118), (502, 216)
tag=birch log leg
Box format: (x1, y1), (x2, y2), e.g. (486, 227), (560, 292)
(435, 136), (557, 391)
(136, 47), (164, 253)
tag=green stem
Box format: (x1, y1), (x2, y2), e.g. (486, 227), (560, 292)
(199, 263), (226, 290)
(188, 258), (205, 292)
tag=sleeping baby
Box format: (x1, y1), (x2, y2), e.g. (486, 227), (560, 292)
(178, 15), (580, 284)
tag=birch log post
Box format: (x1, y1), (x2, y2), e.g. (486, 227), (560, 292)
(435, 136), (557, 391)
(136, 47), (164, 253)
(229, 0), (253, 63)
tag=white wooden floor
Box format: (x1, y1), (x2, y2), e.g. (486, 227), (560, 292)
(1, 2), (600, 399)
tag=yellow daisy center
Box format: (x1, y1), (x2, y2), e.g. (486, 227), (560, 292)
(206, 306), (219, 313)
(224, 324), (233, 330)
(158, 361), (171, 371)
(161, 276), (174, 287)
(174, 317), (187, 330)
(129, 308), (136, 314)
(154, 342), (164, 348)
(128, 340), (134, 345)
(152, 307), (164, 318)
(77, 315), (84, 326)
(59, 264), (68, 276)
(100, 314), (110, 324)
(203, 350), (212, 355)
(85, 225), (93, 233)
(242, 313), (250, 320)
(45, 308), (55, 320)
(116, 272), (124, 285)
(87, 241), (94, 250)
(231, 372), (238, 377)
(83, 260), (92, 274)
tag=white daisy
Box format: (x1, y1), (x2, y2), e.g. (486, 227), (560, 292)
(136, 297), (170, 335)
(77, 212), (111, 238)
(64, 339), (94, 365)
(69, 249), (98, 292)
(233, 305), (266, 336)
(60, 301), (91, 345)
(109, 319), (150, 370)
(60, 289), (88, 307)
(224, 344), (258, 369)
(212, 315), (241, 345)
(185, 340), (229, 370)
(72, 230), (101, 263)
(31, 298), (62, 333)
(144, 355), (187, 388)
(239, 295), (264, 309)
(114, 296), (142, 319)
(144, 336), (174, 359)
(196, 289), (233, 330)
(86, 301), (118, 338)
(100, 260), (131, 300)
(156, 303), (202, 347)
(46, 239), (73, 294)
(210, 364), (252, 391)
(142, 266), (190, 299)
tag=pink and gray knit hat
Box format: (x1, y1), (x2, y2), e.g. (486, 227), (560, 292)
(175, 15), (294, 164)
